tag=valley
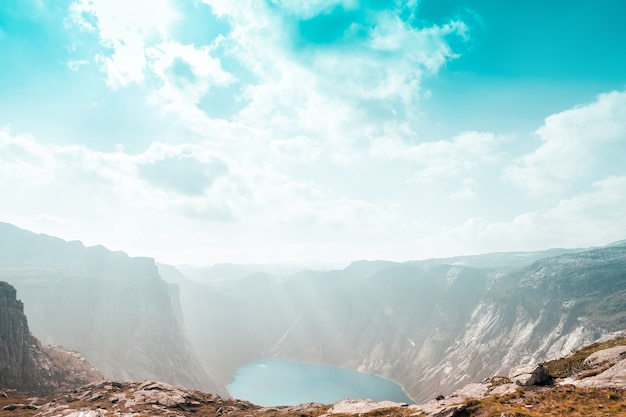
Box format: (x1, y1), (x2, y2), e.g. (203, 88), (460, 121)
(1, 221), (626, 408)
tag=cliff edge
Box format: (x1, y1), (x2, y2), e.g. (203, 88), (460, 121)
(0, 281), (102, 394)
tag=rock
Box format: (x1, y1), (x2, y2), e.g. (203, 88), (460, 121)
(66, 410), (107, 417)
(508, 363), (549, 386)
(109, 392), (126, 403)
(2, 404), (20, 411)
(413, 401), (468, 417)
(453, 382), (490, 398)
(87, 392), (105, 402)
(327, 399), (408, 414)
(284, 402), (325, 413)
(583, 346), (626, 368)
(573, 358), (626, 388)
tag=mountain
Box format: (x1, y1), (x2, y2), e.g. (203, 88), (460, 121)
(417, 246), (588, 268)
(0, 281), (102, 394)
(160, 242), (626, 403)
(175, 263), (312, 283)
(0, 222), (224, 396)
(2, 221), (624, 404)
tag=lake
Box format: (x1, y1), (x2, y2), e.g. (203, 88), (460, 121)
(227, 358), (413, 406)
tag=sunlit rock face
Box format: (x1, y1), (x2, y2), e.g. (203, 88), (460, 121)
(0, 281), (102, 394)
(162, 243), (626, 403)
(0, 222), (224, 396)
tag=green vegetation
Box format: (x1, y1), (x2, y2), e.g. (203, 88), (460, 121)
(544, 336), (626, 378)
(463, 386), (626, 417)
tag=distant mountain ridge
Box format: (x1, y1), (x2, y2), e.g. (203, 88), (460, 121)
(0, 222), (224, 395)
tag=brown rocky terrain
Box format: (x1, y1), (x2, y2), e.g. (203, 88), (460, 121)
(0, 282), (102, 395)
(1, 335), (626, 416)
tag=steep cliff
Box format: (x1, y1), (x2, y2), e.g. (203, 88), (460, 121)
(0, 222), (224, 395)
(0, 281), (102, 394)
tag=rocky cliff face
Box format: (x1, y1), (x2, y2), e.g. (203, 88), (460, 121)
(0, 222), (224, 396)
(160, 243), (626, 403)
(0, 281), (102, 394)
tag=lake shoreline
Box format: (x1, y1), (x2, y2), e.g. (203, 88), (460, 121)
(227, 357), (415, 406)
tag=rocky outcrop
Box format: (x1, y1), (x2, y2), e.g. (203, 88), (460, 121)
(583, 345), (626, 368)
(326, 399), (410, 414)
(508, 363), (549, 386)
(561, 340), (626, 389)
(409, 337), (626, 416)
(0, 380), (329, 417)
(0, 281), (102, 394)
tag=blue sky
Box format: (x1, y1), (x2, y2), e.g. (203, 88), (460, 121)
(1, 0), (625, 265)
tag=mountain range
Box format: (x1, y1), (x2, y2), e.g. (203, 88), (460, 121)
(159, 240), (626, 402)
(1, 221), (625, 404)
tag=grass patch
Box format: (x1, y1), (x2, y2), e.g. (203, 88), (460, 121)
(544, 336), (626, 378)
(462, 386), (626, 417)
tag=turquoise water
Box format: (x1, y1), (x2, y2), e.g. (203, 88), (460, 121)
(227, 358), (413, 406)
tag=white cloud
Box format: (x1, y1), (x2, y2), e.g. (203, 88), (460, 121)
(369, 131), (503, 183)
(504, 90), (626, 196)
(447, 178), (478, 200)
(68, 0), (177, 88)
(192, 0), (469, 150)
(66, 0), (471, 169)
(19, 1), (622, 266)
(0, 127), (410, 263)
(67, 59), (89, 71)
(97, 33), (147, 88)
(268, 0), (359, 19)
(270, 135), (322, 162)
(145, 39), (236, 121)
(437, 175), (626, 254)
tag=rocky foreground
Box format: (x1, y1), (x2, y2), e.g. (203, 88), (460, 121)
(2, 335), (626, 417)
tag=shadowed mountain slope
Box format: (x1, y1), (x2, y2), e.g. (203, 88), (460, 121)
(0, 222), (223, 395)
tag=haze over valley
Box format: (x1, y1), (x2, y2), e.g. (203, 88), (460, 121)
(2, 221), (626, 406)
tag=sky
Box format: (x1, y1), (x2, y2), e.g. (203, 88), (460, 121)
(1, 0), (626, 266)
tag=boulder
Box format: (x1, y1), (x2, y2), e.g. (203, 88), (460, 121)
(327, 399), (408, 414)
(508, 363), (549, 386)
